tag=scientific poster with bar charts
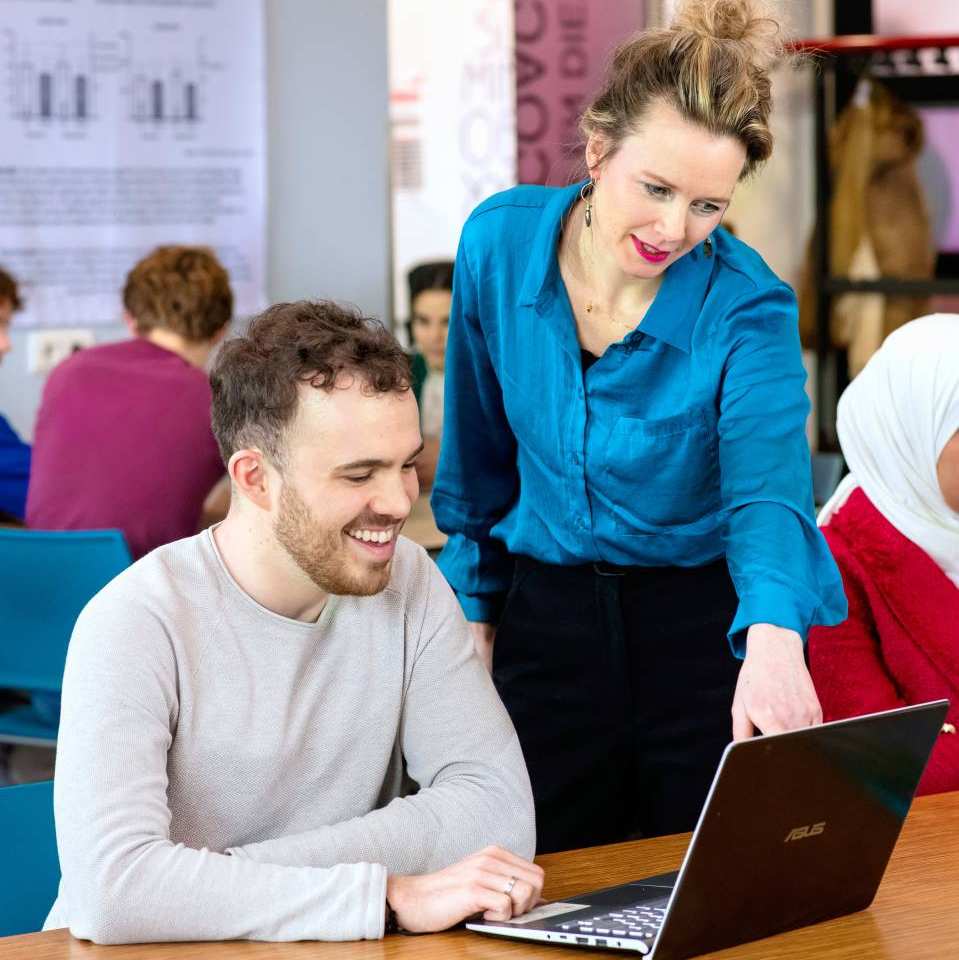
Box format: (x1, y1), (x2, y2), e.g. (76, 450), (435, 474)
(0, 0), (266, 328)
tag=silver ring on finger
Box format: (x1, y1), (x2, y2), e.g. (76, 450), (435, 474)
(503, 875), (518, 896)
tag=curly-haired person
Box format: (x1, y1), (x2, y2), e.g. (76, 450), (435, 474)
(27, 246), (233, 558)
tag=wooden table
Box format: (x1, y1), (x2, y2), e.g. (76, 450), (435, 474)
(3, 791), (957, 959)
(402, 494), (447, 552)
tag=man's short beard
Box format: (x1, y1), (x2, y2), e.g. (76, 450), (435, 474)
(273, 480), (391, 597)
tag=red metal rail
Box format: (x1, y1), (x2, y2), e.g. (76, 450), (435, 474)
(790, 34), (959, 55)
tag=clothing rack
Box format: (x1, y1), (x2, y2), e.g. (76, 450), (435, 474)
(790, 34), (959, 449)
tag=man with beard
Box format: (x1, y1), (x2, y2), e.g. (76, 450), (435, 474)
(46, 301), (539, 944)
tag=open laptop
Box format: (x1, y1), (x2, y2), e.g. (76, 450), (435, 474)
(468, 700), (948, 959)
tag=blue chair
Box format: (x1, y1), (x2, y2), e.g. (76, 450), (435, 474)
(0, 529), (131, 746)
(0, 780), (59, 936)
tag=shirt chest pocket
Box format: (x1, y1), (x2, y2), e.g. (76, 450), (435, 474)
(602, 407), (720, 530)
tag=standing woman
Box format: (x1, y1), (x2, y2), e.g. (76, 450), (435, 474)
(432, 0), (846, 854)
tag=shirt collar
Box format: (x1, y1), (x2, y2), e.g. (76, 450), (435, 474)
(517, 181), (580, 310)
(517, 179), (714, 355)
(638, 241), (713, 354)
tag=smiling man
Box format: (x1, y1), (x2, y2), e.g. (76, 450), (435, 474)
(47, 300), (539, 944)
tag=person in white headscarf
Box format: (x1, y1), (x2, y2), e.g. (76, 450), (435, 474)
(809, 314), (959, 795)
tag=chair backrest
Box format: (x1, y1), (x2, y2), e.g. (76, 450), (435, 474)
(0, 780), (60, 937)
(0, 529), (131, 691)
(812, 452), (845, 508)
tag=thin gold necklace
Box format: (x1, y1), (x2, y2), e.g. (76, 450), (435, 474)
(574, 216), (639, 332)
(584, 298), (634, 331)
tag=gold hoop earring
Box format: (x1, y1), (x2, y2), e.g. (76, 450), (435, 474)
(581, 179), (595, 228)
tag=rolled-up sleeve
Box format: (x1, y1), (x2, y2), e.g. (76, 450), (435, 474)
(431, 226), (518, 623)
(715, 283), (847, 655)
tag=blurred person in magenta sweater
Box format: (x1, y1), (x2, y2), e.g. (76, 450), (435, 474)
(27, 246), (232, 557)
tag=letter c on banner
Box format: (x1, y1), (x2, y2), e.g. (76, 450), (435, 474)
(517, 93), (548, 144)
(515, 0), (547, 43)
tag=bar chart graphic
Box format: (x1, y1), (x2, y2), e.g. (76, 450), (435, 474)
(3, 30), (208, 129)
(129, 65), (202, 124)
(9, 44), (97, 122)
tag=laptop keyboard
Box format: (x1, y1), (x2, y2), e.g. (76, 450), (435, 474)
(559, 904), (666, 946)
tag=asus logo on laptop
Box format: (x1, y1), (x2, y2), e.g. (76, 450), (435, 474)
(784, 822), (826, 842)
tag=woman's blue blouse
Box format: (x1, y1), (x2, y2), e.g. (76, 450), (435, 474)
(431, 182), (846, 654)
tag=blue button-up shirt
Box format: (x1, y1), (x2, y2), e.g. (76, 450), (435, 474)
(431, 182), (846, 653)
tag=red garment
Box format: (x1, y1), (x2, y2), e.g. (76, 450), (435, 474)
(809, 487), (959, 795)
(26, 339), (224, 559)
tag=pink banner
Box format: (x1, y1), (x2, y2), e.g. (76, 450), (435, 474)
(875, 0), (959, 252)
(919, 108), (959, 252)
(514, 0), (645, 186)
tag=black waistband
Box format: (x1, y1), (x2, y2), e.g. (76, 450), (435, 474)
(513, 554), (728, 581)
(592, 561), (632, 577)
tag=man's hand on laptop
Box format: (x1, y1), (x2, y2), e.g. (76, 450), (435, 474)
(732, 623), (823, 740)
(385, 845), (544, 933)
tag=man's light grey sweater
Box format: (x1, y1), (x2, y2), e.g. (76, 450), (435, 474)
(44, 530), (534, 943)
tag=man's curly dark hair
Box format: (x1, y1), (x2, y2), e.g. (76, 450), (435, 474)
(210, 300), (412, 468)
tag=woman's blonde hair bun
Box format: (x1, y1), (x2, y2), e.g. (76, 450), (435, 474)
(673, 0), (784, 72)
(579, 0), (788, 177)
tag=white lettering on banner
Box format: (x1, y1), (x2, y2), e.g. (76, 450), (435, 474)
(459, 0), (517, 213)
(388, 0), (517, 326)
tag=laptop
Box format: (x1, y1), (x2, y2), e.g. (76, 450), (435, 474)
(468, 700), (948, 959)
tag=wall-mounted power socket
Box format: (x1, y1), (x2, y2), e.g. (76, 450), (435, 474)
(28, 329), (96, 375)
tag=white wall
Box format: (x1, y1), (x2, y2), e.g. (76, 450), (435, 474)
(1, 0), (391, 441)
(874, 0), (959, 33)
(723, 0), (832, 289)
(267, 0), (390, 313)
